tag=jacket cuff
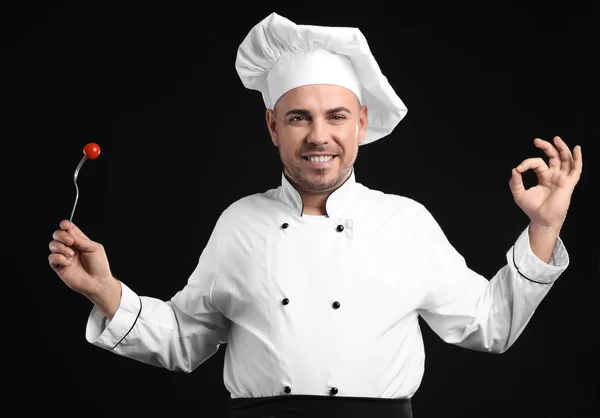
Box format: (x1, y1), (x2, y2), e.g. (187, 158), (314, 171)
(512, 225), (569, 284)
(85, 281), (142, 349)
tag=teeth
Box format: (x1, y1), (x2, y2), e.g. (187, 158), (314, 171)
(308, 155), (334, 163)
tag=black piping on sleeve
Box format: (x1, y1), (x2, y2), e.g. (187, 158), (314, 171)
(111, 296), (143, 350)
(512, 246), (550, 285)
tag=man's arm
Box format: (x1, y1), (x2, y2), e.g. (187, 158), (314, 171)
(528, 224), (561, 264)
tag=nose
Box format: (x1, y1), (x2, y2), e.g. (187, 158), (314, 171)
(307, 119), (330, 145)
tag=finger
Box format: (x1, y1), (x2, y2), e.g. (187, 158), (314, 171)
(508, 167), (525, 200)
(533, 137), (560, 170)
(571, 144), (583, 180)
(516, 157), (549, 176)
(49, 240), (75, 258)
(552, 136), (574, 173)
(48, 253), (71, 270)
(52, 229), (75, 246)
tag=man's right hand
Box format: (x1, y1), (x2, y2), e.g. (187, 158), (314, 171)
(48, 220), (121, 320)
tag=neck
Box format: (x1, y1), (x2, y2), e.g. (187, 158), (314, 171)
(284, 169), (353, 216)
(301, 193), (328, 216)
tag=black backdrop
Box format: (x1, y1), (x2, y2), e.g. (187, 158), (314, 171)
(10, 1), (600, 417)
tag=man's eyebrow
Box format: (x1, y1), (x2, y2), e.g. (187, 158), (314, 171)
(284, 107), (352, 117)
(284, 109), (311, 117)
(326, 106), (352, 115)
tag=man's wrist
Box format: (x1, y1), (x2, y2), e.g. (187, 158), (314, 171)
(87, 277), (122, 321)
(528, 223), (561, 264)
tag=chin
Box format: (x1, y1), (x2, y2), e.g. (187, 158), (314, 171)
(285, 162), (348, 192)
(302, 173), (344, 192)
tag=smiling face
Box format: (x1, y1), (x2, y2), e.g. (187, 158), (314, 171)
(266, 84), (368, 195)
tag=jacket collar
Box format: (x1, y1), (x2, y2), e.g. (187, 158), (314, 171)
(280, 168), (356, 218)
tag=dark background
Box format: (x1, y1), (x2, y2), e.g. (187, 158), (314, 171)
(9, 1), (599, 417)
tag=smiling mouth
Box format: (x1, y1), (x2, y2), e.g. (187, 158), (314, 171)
(303, 155), (336, 163)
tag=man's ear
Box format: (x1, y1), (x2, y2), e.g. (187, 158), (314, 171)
(358, 105), (368, 145)
(266, 109), (278, 146)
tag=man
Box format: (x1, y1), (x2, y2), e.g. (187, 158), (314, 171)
(47, 12), (583, 418)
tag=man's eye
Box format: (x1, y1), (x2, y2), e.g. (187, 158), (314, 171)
(330, 115), (345, 120)
(289, 116), (305, 122)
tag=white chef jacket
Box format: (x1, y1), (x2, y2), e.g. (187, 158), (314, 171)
(86, 168), (569, 399)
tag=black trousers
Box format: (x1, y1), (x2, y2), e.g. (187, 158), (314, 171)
(229, 395), (412, 418)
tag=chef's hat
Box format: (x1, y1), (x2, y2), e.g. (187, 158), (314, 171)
(235, 12), (408, 145)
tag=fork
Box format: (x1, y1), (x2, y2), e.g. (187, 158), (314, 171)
(69, 153), (89, 224)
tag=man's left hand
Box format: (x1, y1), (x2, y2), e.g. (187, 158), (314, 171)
(508, 136), (583, 233)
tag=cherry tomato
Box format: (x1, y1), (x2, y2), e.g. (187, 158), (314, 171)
(83, 142), (101, 160)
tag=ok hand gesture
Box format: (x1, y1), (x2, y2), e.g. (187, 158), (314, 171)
(509, 136), (583, 233)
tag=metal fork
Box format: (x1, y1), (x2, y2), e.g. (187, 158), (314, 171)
(69, 154), (89, 223)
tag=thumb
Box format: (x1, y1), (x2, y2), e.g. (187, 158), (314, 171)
(60, 219), (90, 239)
(508, 167), (525, 200)
(60, 220), (97, 252)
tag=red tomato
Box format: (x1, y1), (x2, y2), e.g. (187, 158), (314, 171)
(83, 142), (101, 160)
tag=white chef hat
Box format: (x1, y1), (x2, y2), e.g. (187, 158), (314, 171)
(235, 12), (408, 145)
